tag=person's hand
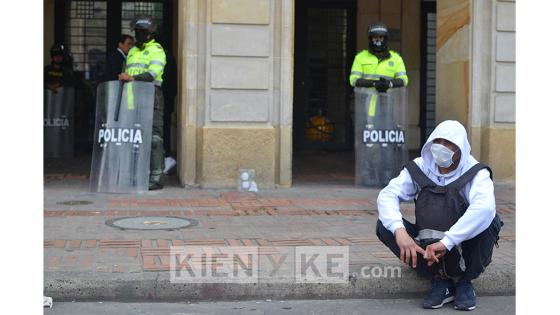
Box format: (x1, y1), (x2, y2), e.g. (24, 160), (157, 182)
(118, 73), (134, 81)
(374, 77), (392, 93)
(424, 241), (447, 266)
(394, 228), (426, 268)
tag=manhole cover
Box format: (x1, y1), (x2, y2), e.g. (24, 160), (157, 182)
(106, 216), (197, 231)
(57, 200), (93, 206)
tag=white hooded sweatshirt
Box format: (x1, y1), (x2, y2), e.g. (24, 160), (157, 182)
(377, 120), (496, 250)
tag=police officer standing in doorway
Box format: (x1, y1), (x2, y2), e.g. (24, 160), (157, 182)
(45, 44), (75, 92)
(349, 22), (408, 115)
(118, 16), (166, 190)
(350, 22), (409, 187)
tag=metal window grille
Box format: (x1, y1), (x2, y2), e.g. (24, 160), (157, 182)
(305, 7), (349, 147)
(76, 1), (94, 18)
(425, 12), (437, 137)
(121, 1), (164, 37)
(65, 0), (107, 81)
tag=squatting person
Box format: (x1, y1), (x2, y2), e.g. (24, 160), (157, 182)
(376, 120), (503, 311)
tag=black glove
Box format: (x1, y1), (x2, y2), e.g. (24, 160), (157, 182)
(391, 78), (405, 88)
(133, 72), (155, 82)
(355, 78), (375, 88)
(374, 77), (392, 93)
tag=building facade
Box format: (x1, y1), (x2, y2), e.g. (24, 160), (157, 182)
(44, 0), (515, 187)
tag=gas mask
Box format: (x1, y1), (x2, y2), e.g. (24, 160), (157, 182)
(369, 36), (387, 53)
(430, 143), (458, 168)
(134, 29), (151, 49)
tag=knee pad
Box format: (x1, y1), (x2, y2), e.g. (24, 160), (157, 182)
(151, 135), (163, 148)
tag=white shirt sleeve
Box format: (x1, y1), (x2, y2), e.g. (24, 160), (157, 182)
(440, 169), (496, 250)
(377, 163), (419, 234)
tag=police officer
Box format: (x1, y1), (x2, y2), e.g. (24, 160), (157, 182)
(349, 22), (408, 116)
(118, 16), (166, 190)
(44, 44), (74, 92)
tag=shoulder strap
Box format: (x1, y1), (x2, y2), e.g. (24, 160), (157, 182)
(447, 163), (493, 190)
(404, 161), (437, 189)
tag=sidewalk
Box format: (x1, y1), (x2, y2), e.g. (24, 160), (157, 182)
(44, 176), (515, 301)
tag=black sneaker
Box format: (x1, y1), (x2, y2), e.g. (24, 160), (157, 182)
(454, 280), (476, 311)
(149, 182), (163, 191)
(422, 277), (455, 309)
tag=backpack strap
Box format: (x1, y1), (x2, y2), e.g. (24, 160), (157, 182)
(404, 161), (437, 189)
(447, 163), (493, 190)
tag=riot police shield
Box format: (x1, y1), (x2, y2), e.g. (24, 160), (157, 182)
(44, 87), (75, 158)
(90, 81), (155, 193)
(354, 87), (408, 187)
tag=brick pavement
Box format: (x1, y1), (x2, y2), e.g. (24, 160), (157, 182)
(44, 179), (515, 300)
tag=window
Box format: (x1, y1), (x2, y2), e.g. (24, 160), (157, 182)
(121, 2), (164, 37)
(65, 0), (107, 81)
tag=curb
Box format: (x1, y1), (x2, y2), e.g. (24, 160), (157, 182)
(44, 268), (515, 302)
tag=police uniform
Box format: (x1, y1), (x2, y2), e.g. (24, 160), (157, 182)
(125, 39), (166, 188)
(349, 49), (408, 116)
(44, 65), (74, 90)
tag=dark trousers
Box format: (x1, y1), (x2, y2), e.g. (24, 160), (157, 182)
(150, 88), (165, 185)
(376, 215), (502, 281)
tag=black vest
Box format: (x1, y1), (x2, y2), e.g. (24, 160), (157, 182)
(404, 161), (493, 233)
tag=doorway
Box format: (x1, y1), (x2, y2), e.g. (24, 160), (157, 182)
(293, 0), (356, 184)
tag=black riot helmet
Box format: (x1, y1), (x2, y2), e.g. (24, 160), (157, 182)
(131, 15), (157, 33)
(50, 44), (65, 57)
(367, 22), (389, 54)
(131, 16), (157, 48)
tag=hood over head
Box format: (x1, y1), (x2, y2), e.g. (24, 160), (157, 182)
(421, 120), (471, 175)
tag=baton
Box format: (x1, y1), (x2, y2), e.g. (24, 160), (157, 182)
(114, 80), (124, 121)
(114, 60), (127, 122)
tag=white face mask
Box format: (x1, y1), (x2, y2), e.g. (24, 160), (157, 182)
(430, 143), (457, 168)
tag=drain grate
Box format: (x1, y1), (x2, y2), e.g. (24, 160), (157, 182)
(106, 216), (197, 231)
(57, 200), (93, 206)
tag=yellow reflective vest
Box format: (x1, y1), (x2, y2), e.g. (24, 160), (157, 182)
(125, 39), (166, 86)
(349, 50), (408, 116)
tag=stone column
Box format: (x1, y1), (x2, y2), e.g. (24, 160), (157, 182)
(436, 0), (471, 125)
(477, 0), (516, 179)
(177, 0), (204, 186)
(177, 0), (294, 188)
(437, 0), (515, 179)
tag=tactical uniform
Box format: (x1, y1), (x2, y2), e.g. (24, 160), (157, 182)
(124, 17), (167, 190)
(44, 45), (74, 90)
(349, 50), (408, 116)
(349, 22), (408, 116)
